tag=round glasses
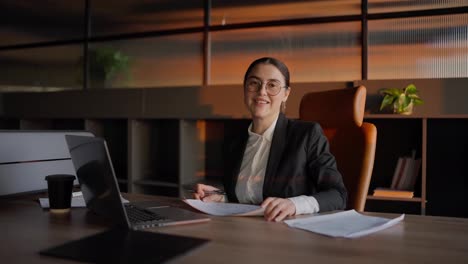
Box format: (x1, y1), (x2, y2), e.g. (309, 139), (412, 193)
(245, 77), (286, 96)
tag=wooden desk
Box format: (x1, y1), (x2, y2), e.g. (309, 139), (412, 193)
(1, 193), (468, 264)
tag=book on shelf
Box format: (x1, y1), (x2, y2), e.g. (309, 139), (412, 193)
(372, 188), (414, 198)
(398, 158), (421, 191)
(390, 157), (406, 189)
(389, 150), (421, 192)
(375, 150), (422, 199)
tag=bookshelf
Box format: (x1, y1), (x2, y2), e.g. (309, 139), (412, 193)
(364, 115), (425, 214)
(425, 118), (468, 218)
(357, 79), (468, 217)
(364, 115), (468, 217)
(128, 119), (205, 197)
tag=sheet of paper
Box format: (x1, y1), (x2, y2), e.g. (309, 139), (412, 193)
(284, 210), (404, 238)
(183, 199), (264, 216)
(39, 195), (129, 209)
(39, 197), (87, 208)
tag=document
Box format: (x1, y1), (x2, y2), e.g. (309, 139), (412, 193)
(284, 210), (404, 238)
(39, 192), (129, 209)
(39, 197), (87, 208)
(183, 199), (264, 216)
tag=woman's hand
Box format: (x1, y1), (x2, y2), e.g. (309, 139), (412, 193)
(192, 183), (225, 202)
(261, 197), (296, 222)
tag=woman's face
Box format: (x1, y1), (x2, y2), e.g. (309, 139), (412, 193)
(244, 63), (290, 121)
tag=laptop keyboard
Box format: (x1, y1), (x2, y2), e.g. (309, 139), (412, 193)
(125, 204), (167, 224)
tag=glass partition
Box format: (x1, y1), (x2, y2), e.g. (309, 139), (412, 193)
(368, 13), (468, 79)
(211, 0), (360, 26)
(90, 33), (203, 88)
(0, 45), (82, 91)
(0, 0), (84, 46)
(211, 22), (361, 84)
(369, 0), (468, 14)
(91, 0), (204, 37)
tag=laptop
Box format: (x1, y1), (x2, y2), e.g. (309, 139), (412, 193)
(64, 134), (210, 230)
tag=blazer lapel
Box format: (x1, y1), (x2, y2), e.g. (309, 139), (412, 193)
(263, 113), (288, 198)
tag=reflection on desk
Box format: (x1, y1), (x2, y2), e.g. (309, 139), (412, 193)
(1, 193), (468, 264)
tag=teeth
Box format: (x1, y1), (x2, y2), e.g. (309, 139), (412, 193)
(255, 99), (269, 104)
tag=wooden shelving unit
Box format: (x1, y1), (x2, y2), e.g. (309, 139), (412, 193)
(1, 79), (468, 217)
(363, 114), (468, 217)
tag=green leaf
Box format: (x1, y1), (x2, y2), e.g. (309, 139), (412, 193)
(402, 94), (412, 108)
(412, 98), (424, 105)
(380, 88), (401, 96)
(380, 94), (395, 111)
(405, 84), (418, 94)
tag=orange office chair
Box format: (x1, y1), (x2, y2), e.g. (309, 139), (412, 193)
(299, 86), (377, 212)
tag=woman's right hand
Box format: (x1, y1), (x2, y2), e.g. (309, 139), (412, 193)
(193, 183), (225, 203)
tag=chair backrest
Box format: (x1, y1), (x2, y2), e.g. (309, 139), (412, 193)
(299, 86), (377, 211)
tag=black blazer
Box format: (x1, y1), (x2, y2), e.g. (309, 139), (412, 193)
(223, 113), (347, 212)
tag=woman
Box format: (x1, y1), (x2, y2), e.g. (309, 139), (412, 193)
(194, 57), (347, 222)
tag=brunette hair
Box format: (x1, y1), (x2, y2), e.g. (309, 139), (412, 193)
(243, 57), (290, 87)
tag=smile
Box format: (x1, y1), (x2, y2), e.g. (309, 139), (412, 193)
(254, 98), (270, 104)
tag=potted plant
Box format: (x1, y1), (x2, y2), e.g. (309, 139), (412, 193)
(379, 84), (424, 115)
(78, 47), (130, 88)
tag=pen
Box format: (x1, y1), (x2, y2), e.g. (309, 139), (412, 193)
(187, 189), (226, 195)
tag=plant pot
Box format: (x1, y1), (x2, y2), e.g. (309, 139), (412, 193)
(393, 102), (414, 115)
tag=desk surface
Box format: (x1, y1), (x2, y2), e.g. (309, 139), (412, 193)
(1, 193), (468, 264)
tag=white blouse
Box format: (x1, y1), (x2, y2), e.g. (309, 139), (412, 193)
(235, 116), (320, 215)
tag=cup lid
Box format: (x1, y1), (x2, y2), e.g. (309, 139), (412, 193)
(45, 174), (76, 181)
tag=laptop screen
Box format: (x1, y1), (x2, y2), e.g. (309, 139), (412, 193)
(65, 135), (130, 228)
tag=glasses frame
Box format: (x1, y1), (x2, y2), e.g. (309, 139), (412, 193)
(244, 77), (287, 96)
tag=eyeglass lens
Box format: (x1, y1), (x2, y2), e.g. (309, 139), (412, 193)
(246, 78), (282, 95)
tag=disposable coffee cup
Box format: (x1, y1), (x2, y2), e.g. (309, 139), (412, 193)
(45, 174), (75, 213)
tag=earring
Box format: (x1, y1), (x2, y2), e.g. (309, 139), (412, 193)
(281, 101), (287, 113)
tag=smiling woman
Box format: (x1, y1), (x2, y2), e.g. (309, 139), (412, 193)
(193, 57), (347, 222)
(242, 59), (290, 133)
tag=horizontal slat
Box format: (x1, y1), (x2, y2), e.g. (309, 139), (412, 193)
(0, 131), (93, 163)
(0, 160), (78, 196)
(366, 195), (424, 202)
